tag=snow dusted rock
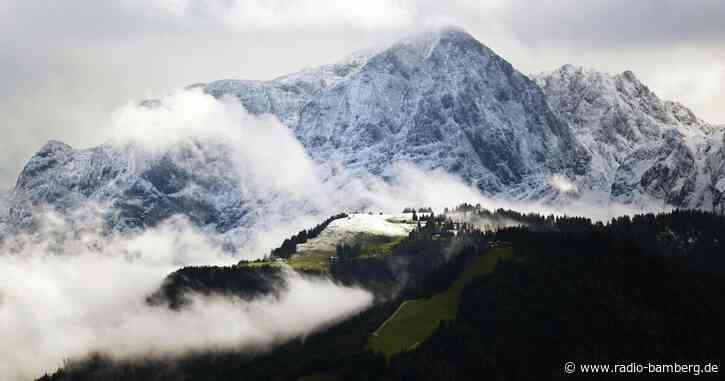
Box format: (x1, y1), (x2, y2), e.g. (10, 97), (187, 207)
(5, 26), (725, 246)
(296, 213), (417, 254)
(5, 27), (588, 247)
(0, 190), (8, 240)
(706, 131), (725, 212)
(534, 65), (725, 212)
(8, 139), (253, 238)
(206, 26), (586, 197)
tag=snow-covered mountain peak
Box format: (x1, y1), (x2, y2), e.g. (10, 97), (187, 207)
(618, 69), (640, 84)
(389, 25), (484, 59)
(36, 140), (73, 156)
(535, 65), (702, 135)
(204, 26), (581, 197)
(6, 26), (725, 247)
(663, 100), (706, 128)
(15, 140), (76, 190)
(535, 65), (725, 211)
(372, 25), (499, 70)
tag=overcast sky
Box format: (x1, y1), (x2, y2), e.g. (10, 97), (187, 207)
(1, 0), (724, 189)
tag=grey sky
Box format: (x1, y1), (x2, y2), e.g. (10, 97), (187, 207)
(1, 0), (723, 189)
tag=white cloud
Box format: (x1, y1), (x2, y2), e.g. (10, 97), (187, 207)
(0, 4), (717, 377)
(549, 174), (578, 194)
(650, 65), (725, 124)
(217, 0), (413, 30)
(0, 215), (371, 381)
(108, 89), (323, 197)
(2, 0), (724, 190)
(0, 82), (675, 381)
(122, 0), (415, 30)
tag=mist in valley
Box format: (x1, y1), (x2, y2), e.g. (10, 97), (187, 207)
(0, 86), (669, 381)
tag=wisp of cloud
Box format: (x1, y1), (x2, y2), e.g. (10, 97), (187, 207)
(0, 214), (372, 381)
(0, 86), (667, 381)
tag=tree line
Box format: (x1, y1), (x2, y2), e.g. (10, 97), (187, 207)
(267, 213), (348, 260)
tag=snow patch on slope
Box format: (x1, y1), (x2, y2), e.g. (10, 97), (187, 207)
(297, 213), (417, 254)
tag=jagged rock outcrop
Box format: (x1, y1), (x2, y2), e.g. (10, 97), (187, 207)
(7, 139), (253, 241)
(205, 27), (587, 197)
(534, 65), (725, 212)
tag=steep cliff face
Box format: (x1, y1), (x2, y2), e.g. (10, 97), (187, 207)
(706, 131), (725, 213)
(534, 65), (724, 211)
(206, 27), (586, 197)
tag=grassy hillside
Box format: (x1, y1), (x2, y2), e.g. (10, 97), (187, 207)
(238, 234), (408, 272)
(368, 247), (511, 357)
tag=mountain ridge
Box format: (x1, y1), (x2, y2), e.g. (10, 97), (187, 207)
(205, 26), (585, 196)
(534, 64), (725, 211)
(4, 26), (724, 243)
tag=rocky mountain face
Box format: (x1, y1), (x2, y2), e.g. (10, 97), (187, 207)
(3, 26), (724, 243)
(0, 191), (8, 240)
(205, 27), (586, 197)
(534, 65), (725, 212)
(5, 139), (269, 248)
